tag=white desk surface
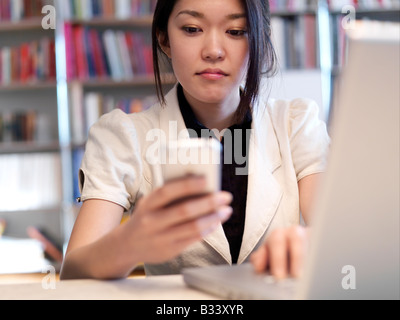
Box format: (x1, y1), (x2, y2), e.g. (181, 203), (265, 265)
(0, 275), (218, 300)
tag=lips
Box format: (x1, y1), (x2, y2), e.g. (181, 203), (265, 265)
(197, 68), (228, 76)
(196, 69), (228, 80)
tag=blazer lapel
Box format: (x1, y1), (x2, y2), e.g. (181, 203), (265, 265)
(238, 102), (283, 264)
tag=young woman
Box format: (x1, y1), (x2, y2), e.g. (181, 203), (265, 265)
(60, 0), (330, 280)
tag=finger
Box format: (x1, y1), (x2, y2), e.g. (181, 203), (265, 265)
(158, 207), (233, 251)
(288, 227), (307, 278)
(250, 245), (269, 273)
(143, 175), (208, 210)
(169, 206), (232, 242)
(153, 191), (233, 231)
(268, 230), (289, 279)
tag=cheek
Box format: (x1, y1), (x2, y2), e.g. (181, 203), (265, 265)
(240, 43), (250, 65)
(170, 51), (199, 86)
(236, 50), (250, 79)
(169, 42), (193, 71)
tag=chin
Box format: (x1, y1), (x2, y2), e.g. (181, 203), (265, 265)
(197, 86), (232, 103)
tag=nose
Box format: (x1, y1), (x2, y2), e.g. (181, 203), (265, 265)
(201, 31), (225, 61)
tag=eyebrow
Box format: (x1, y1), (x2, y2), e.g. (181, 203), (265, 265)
(176, 10), (246, 20)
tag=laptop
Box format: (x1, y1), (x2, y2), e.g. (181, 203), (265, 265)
(182, 21), (400, 300)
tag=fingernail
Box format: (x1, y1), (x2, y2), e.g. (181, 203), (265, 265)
(274, 270), (287, 280)
(217, 192), (233, 205)
(201, 223), (219, 237)
(218, 206), (233, 220)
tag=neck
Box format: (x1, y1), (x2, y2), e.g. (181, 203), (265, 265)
(183, 90), (240, 132)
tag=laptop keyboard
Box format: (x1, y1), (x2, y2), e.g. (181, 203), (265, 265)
(261, 275), (298, 296)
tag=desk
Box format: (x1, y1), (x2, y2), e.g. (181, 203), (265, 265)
(0, 275), (217, 300)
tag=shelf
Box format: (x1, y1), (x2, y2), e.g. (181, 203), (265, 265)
(0, 206), (62, 216)
(0, 18), (44, 32)
(0, 81), (57, 92)
(271, 10), (317, 17)
(67, 15), (154, 28)
(70, 73), (176, 88)
(330, 8), (400, 15)
(0, 141), (60, 155)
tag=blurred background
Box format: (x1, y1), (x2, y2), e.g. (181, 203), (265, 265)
(0, 0), (399, 277)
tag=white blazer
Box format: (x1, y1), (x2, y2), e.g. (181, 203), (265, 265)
(80, 85), (330, 275)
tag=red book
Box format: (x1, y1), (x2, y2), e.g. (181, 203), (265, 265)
(73, 26), (89, 80)
(11, 47), (19, 83)
(20, 43), (30, 82)
(125, 32), (138, 74)
(30, 41), (38, 81)
(64, 23), (76, 81)
(24, 0), (32, 18)
(49, 39), (56, 79)
(103, 0), (114, 17)
(304, 15), (316, 69)
(2, 0), (11, 21)
(143, 46), (153, 75)
(90, 29), (107, 78)
(0, 48), (2, 85)
(0, 0), (3, 21)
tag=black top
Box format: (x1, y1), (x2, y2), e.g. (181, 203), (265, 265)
(177, 84), (252, 264)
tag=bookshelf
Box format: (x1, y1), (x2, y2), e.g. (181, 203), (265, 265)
(269, 0), (399, 121)
(0, 0), (399, 266)
(269, 0), (332, 121)
(327, 0), (400, 117)
(0, 0), (65, 253)
(53, 0), (176, 239)
(328, 0), (400, 70)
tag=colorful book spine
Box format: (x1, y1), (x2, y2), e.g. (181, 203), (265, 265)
(0, 0), (47, 22)
(0, 37), (56, 85)
(62, 0), (157, 20)
(64, 25), (153, 81)
(271, 15), (318, 70)
(70, 90), (156, 145)
(0, 111), (37, 143)
(328, 0), (400, 10)
(269, 0), (318, 13)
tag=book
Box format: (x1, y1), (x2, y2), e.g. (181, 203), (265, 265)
(61, 0), (157, 20)
(270, 0), (318, 13)
(0, 237), (49, 274)
(0, 0), (49, 22)
(103, 29), (124, 80)
(70, 89), (157, 144)
(64, 25), (153, 81)
(271, 15), (318, 70)
(0, 37), (56, 85)
(328, 0), (400, 11)
(0, 110), (38, 143)
(0, 153), (62, 212)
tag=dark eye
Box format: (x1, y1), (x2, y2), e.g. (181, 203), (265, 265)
(183, 27), (202, 34)
(227, 29), (247, 37)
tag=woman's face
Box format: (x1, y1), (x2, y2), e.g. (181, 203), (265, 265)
(162, 0), (250, 109)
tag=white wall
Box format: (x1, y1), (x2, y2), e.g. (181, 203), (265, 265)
(263, 69), (329, 122)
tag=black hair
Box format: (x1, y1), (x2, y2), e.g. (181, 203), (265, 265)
(152, 0), (277, 123)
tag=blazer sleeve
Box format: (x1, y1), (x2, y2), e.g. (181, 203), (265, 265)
(79, 109), (143, 211)
(287, 98), (331, 181)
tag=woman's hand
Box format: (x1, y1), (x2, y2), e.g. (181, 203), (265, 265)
(124, 175), (233, 264)
(250, 225), (310, 279)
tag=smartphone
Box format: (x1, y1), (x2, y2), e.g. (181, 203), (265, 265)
(161, 138), (222, 193)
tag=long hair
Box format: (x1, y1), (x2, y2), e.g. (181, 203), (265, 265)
(152, 0), (277, 123)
